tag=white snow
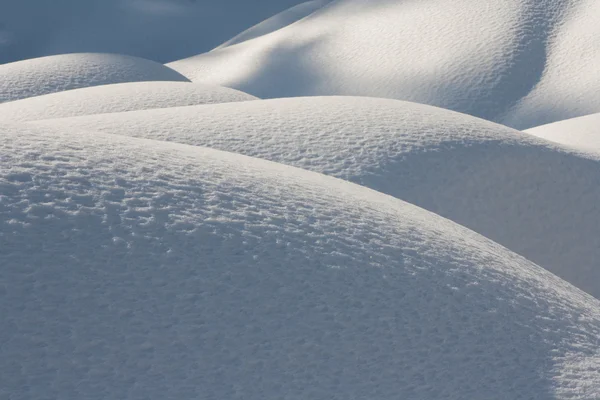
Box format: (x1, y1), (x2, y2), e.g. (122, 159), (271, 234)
(214, 0), (329, 50)
(0, 0), (313, 65)
(168, 0), (600, 129)
(0, 53), (189, 104)
(0, 81), (257, 122)
(525, 112), (600, 153)
(3, 0), (600, 397)
(2, 121), (600, 399)
(33, 96), (600, 299)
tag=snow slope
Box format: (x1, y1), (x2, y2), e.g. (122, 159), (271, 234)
(2, 122), (600, 399)
(215, 0), (329, 50)
(0, 0), (314, 65)
(0, 53), (189, 104)
(0, 81), (256, 122)
(34, 96), (600, 298)
(169, 0), (600, 129)
(525, 112), (600, 153)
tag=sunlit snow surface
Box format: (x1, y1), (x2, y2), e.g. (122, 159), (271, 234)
(169, 0), (600, 129)
(0, 81), (256, 121)
(0, 53), (189, 103)
(526, 112), (600, 153)
(2, 123), (600, 399)
(31, 97), (600, 299)
(2, 0), (600, 398)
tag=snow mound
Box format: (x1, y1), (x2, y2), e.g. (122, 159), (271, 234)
(525, 112), (600, 153)
(0, 0), (314, 65)
(0, 81), (257, 122)
(34, 96), (600, 298)
(168, 0), (600, 129)
(0, 53), (189, 104)
(2, 122), (600, 399)
(215, 0), (329, 50)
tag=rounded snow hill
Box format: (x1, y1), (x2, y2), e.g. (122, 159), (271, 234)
(2, 122), (600, 399)
(34, 96), (600, 299)
(168, 0), (600, 129)
(0, 81), (257, 122)
(525, 112), (600, 153)
(0, 53), (189, 104)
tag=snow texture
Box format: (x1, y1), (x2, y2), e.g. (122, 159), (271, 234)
(525, 112), (600, 153)
(34, 96), (600, 299)
(0, 0), (315, 65)
(0, 53), (189, 104)
(168, 0), (600, 129)
(2, 122), (600, 399)
(0, 81), (257, 122)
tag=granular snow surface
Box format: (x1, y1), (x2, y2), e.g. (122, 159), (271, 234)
(3, 0), (600, 397)
(34, 96), (600, 299)
(0, 81), (256, 122)
(169, 0), (600, 129)
(2, 122), (600, 399)
(0, 53), (189, 103)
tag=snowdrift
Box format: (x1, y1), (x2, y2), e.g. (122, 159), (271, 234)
(34, 96), (600, 298)
(0, 81), (256, 122)
(2, 122), (600, 399)
(0, 0), (317, 65)
(0, 53), (189, 104)
(169, 0), (600, 129)
(526, 112), (600, 153)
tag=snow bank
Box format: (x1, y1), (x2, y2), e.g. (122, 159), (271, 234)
(525, 112), (600, 153)
(0, 81), (256, 122)
(0, 53), (189, 104)
(2, 122), (600, 399)
(169, 0), (600, 129)
(34, 96), (600, 298)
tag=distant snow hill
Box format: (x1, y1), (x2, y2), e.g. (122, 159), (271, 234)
(32, 96), (600, 300)
(169, 0), (600, 129)
(0, 53), (189, 104)
(2, 122), (600, 399)
(0, 0), (321, 64)
(526, 112), (600, 153)
(0, 81), (256, 121)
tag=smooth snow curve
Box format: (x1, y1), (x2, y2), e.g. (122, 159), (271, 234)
(168, 0), (600, 129)
(214, 0), (329, 50)
(0, 81), (257, 122)
(2, 122), (600, 399)
(0, 0), (313, 65)
(525, 112), (600, 153)
(0, 53), (189, 104)
(34, 96), (600, 299)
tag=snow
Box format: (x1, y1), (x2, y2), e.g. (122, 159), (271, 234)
(3, 0), (600, 397)
(0, 53), (190, 104)
(500, 0), (600, 129)
(525, 112), (600, 153)
(215, 0), (329, 50)
(2, 121), (600, 399)
(0, 0), (314, 65)
(168, 0), (600, 129)
(33, 96), (600, 299)
(0, 81), (257, 122)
